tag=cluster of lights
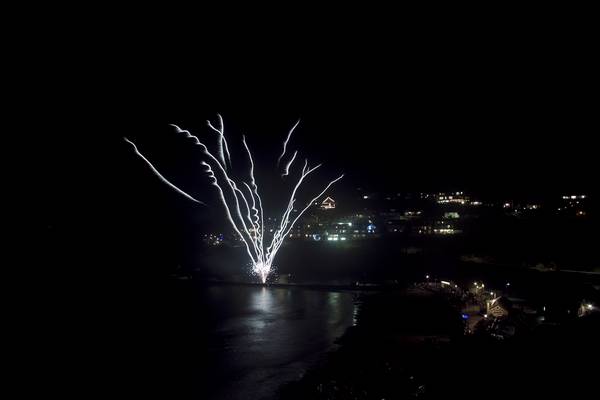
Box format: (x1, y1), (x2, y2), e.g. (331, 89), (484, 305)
(437, 192), (469, 205)
(203, 233), (224, 246)
(444, 212), (460, 219)
(557, 194), (588, 215)
(404, 210), (422, 217)
(438, 199), (467, 205)
(433, 228), (456, 234)
(367, 223), (376, 233)
(438, 191), (464, 196)
(419, 225), (460, 235)
(327, 235), (347, 241)
(281, 219), (379, 242)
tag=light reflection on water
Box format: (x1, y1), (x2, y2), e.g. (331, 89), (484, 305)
(202, 285), (356, 400)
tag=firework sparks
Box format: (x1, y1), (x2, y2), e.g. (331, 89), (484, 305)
(125, 115), (342, 283)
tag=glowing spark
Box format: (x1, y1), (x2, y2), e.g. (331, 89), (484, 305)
(126, 116), (342, 283)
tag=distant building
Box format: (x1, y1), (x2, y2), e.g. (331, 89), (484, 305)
(417, 220), (462, 235)
(578, 301), (595, 317)
(320, 196), (336, 210)
(444, 212), (460, 219)
(487, 297), (512, 318)
(436, 192), (470, 205)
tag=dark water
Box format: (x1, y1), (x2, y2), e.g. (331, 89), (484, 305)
(191, 285), (357, 400)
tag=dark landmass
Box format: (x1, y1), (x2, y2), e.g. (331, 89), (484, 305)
(280, 288), (600, 399)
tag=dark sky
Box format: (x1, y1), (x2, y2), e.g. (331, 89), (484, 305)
(106, 44), (596, 201)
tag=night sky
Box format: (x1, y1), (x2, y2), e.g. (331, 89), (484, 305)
(109, 58), (595, 201)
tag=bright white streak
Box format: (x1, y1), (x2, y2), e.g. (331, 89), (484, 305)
(282, 150), (298, 177)
(277, 119), (300, 167)
(207, 114), (232, 169)
(201, 161), (258, 265)
(242, 135), (265, 258)
(267, 160), (320, 256)
(123, 137), (205, 205)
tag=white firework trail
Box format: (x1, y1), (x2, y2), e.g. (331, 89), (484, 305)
(276, 118), (300, 167)
(123, 137), (205, 205)
(282, 150), (298, 177)
(125, 115), (342, 283)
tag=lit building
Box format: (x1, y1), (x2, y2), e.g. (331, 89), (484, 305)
(417, 220), (462, 235)
(487, 297), (512, 318)
(286, 214), (378, 241)
(320, 196), (336, 210)
(436, 192), (470, 205)
(578, 301), (595, 317)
